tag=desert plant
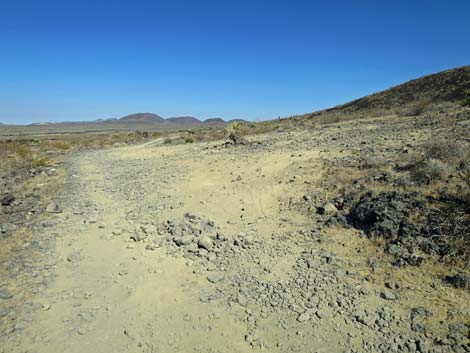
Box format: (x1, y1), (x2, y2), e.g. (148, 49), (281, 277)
(52, 141), (71, 150)
(461, 89), (470, 107)
(184, 136), (195, 143)
(225, 122), (245, 145)
(404, 98), (433, 116)
(421, 139), (470, 202)
(410, 158), (449, 183)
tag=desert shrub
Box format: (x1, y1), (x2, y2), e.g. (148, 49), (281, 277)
(31, 156), (50, 167)
(184, 136), (195, 143)
(52, 141), (71, 150)
(195, 132), (205, 142)
(461, 89), (470, 107)
(361, 155), (388, 169)
(225, 122), (245, 145)
(317, 114), (342, 124)
(410, 158), (449, 183)
(163, 137), (172, 144)
(401, 98), (433, 116)
(419, 139), (470, 201)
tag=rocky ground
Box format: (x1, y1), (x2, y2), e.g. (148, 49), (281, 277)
(0, 113), (469, 353)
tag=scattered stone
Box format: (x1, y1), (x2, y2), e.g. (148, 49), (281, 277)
(245, 334), (255, 344)
(145, 242), (160, 251)
(315, 306), (334, 319)
(380, 290), (398, 300)
(317, 202), (338, 215)
(66, 251), (81, 263)
(14, 322), (26, 331)
(42, 302), (52, 311)
(130, 232), (146, 242)
(46, 202), (63, 213)
(0, 223), (16, 236)
(446, 272), (470, 290)
(0, 288), (13, 300)
(207, 274), (225, 284)
(0, 193), (15, 206)
(198, 236), (213, 251)
(0, 308), (8, 318)
(297, 312), (311, 322)
(174, 235), (194, 246)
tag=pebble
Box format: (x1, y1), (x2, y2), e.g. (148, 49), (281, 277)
(46, 202), (63, 213)
(66, 251), (81, 263)
(207, 274), (225, 284)
(0, 289), (13, 300)
(297, 312), (311, 322)
(380, 290), (398, 300)
(198, 236), (213, 251)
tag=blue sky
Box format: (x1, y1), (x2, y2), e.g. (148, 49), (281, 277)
(1, 0), (469, 124)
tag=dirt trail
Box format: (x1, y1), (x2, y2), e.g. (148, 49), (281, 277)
(1, 124), (469, 353)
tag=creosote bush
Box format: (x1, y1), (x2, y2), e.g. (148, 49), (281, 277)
(461, 89), (470, 107)
(184, 136), (195, 143)
(402, 98), (433, 116)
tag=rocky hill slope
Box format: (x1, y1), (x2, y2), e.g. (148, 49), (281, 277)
(317, 65), (470, 115)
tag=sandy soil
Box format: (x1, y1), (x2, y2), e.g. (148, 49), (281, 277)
(1, 118), (469, 353)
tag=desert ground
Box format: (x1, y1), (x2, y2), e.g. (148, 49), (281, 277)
(1, 111), (469, 353)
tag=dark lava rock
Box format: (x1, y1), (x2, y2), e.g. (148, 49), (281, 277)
(446, 272), (470, 290)
(1, 193), (15, 206)
(347, 191), (423, 240)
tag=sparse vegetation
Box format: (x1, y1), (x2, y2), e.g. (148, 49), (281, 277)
(461, 89), (470, 107)
(184, 135), (195, 143)
(225, 122), (244, 145)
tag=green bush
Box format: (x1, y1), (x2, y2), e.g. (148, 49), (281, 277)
(461, 89), (470, 107)
(184, 136), (195, 143)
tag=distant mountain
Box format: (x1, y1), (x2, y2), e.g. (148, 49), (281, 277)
(202, 118), (226, 126)
(30, 122), (52, 126)
(227, 119), (247, 124)
(166, 116), (202, 125)
(119, 113), (165, 124)
(12, 113), (241, 127)
(95, 118), (117, 123)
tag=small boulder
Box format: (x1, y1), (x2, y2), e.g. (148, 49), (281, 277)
(0, 193), (15, 206)
(130, 233), (146, 242)
(174, 235), (194, 246)
(198, 236), (213, 251)
(207, 273), (225, 284)
(297, 312), (311, 322)
(380, 290), (398, 300)
(317, 202), (338, 215)
(46, 202), (63, 213)
(66, 251), (81, 263)
(446, 272), (470, 290)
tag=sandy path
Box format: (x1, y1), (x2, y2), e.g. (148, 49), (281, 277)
(1, 137), (319, 352)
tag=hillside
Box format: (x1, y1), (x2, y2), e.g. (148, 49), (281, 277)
(166, 116), (202, 125)
(119, 112), (165, 124)
(318, 65), (470, 115)
(203, 118), (226, 126)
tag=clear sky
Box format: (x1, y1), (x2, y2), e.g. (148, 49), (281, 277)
(1, 0), (469, 124)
